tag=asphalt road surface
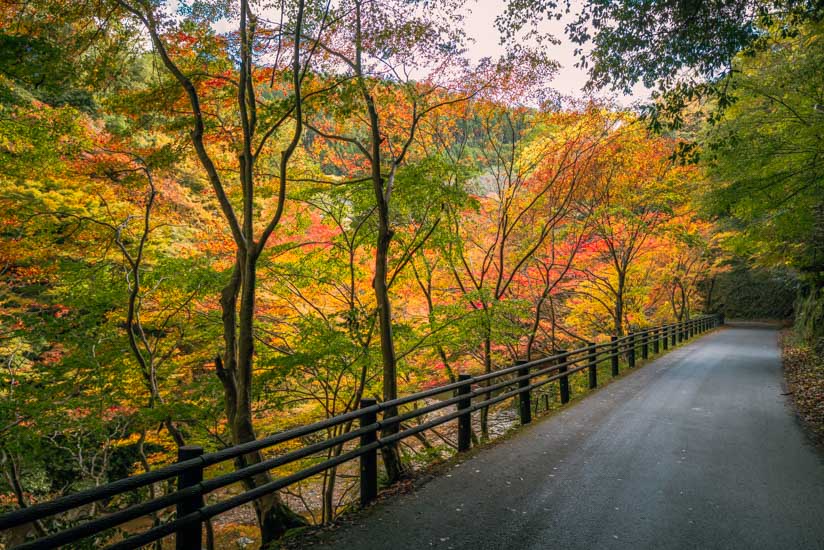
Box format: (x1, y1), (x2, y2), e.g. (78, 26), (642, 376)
(314, 325), (824, 550)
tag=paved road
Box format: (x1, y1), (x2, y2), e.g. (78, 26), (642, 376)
(314, 326), (824, 550)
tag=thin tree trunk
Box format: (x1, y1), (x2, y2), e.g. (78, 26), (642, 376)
(1, 449), (47, 538)
(375, 218), (405, 481)
(615, 284), (624, 336)
(322, 463), (337, 523)
(216, 258), (306, 542)
(705, 276), (716, 312)
(346, 0), (405, 483)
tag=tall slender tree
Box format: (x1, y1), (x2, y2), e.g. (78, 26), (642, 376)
(303, 0), (483, 481)
(112, 0), (322, 540)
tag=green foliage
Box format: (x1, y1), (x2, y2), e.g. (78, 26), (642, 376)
(706, 261), (797, 319)
(701, 21), (824, 282)
(0, 1), (142, 109)
(500, 0), (822, 131)
(795, 286), (824, 353)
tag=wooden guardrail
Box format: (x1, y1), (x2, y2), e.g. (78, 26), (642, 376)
(0, 315), (722, 549)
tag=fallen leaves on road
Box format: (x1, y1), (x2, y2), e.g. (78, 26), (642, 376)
(781, 330), (824, 447)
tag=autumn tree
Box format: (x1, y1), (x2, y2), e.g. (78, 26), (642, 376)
(437, 105), (614, 437)
(653, 218), (720, 323)
(571, 122), (693, 335)
(110, 0), (323, 539)
(0, 4), (160, 532)
(256, 190), (380, 522)
(301, 0), (495, 480)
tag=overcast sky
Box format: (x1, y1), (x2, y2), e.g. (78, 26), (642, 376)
(209, 0), (649, 105)
(463, 2), (584, 94)
(461, 0), (650, 105)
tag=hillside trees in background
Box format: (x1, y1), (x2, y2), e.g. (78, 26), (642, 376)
(0, 14), (237, 513)
(568, 124), (695, 336)
(0, 104), (222, 539)
(0, 1), (210, 532)
(701, 260), (797, 320)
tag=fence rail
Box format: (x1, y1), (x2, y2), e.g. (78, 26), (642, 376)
(0, 314), (723, 549)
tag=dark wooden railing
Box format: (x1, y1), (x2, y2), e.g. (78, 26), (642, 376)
(0, 315), (723, 549)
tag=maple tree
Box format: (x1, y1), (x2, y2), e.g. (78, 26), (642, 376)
(567, 121), (695, 336)
(107, 0), (329, 538)
(429, 105), (613, 437)
(299, 0), (500, 479)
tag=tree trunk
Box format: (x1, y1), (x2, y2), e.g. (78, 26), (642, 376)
(322, 462), (337, 524)
(615, 285), (624, 336)
(216, 257), (306, 543)
(705, 276), (716, 312)
(1, 450), (47, 538)
(527, 286), (551, 361)
(374, 219), (405, 481)
(360, 13), (404, 478)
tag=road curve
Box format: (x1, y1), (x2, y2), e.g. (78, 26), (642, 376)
(312, 326), (824, 550)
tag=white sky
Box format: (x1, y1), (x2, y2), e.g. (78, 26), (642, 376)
(209, 0), (650, 106)
(462, 0), (650, 106)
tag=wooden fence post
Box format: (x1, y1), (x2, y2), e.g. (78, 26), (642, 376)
(641, 332), (649, 360)
(587, 343), (597, 389)
(176, 446), (204, 550)
(558, 351), (570, 404)
(516, 360), (531, 425)
(457, 374), (472, 452)
(628, 333), (636, 368)
(663, 326), (669, 350)
(359, 399), (378, 507)
(653, 328), (660, 354)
